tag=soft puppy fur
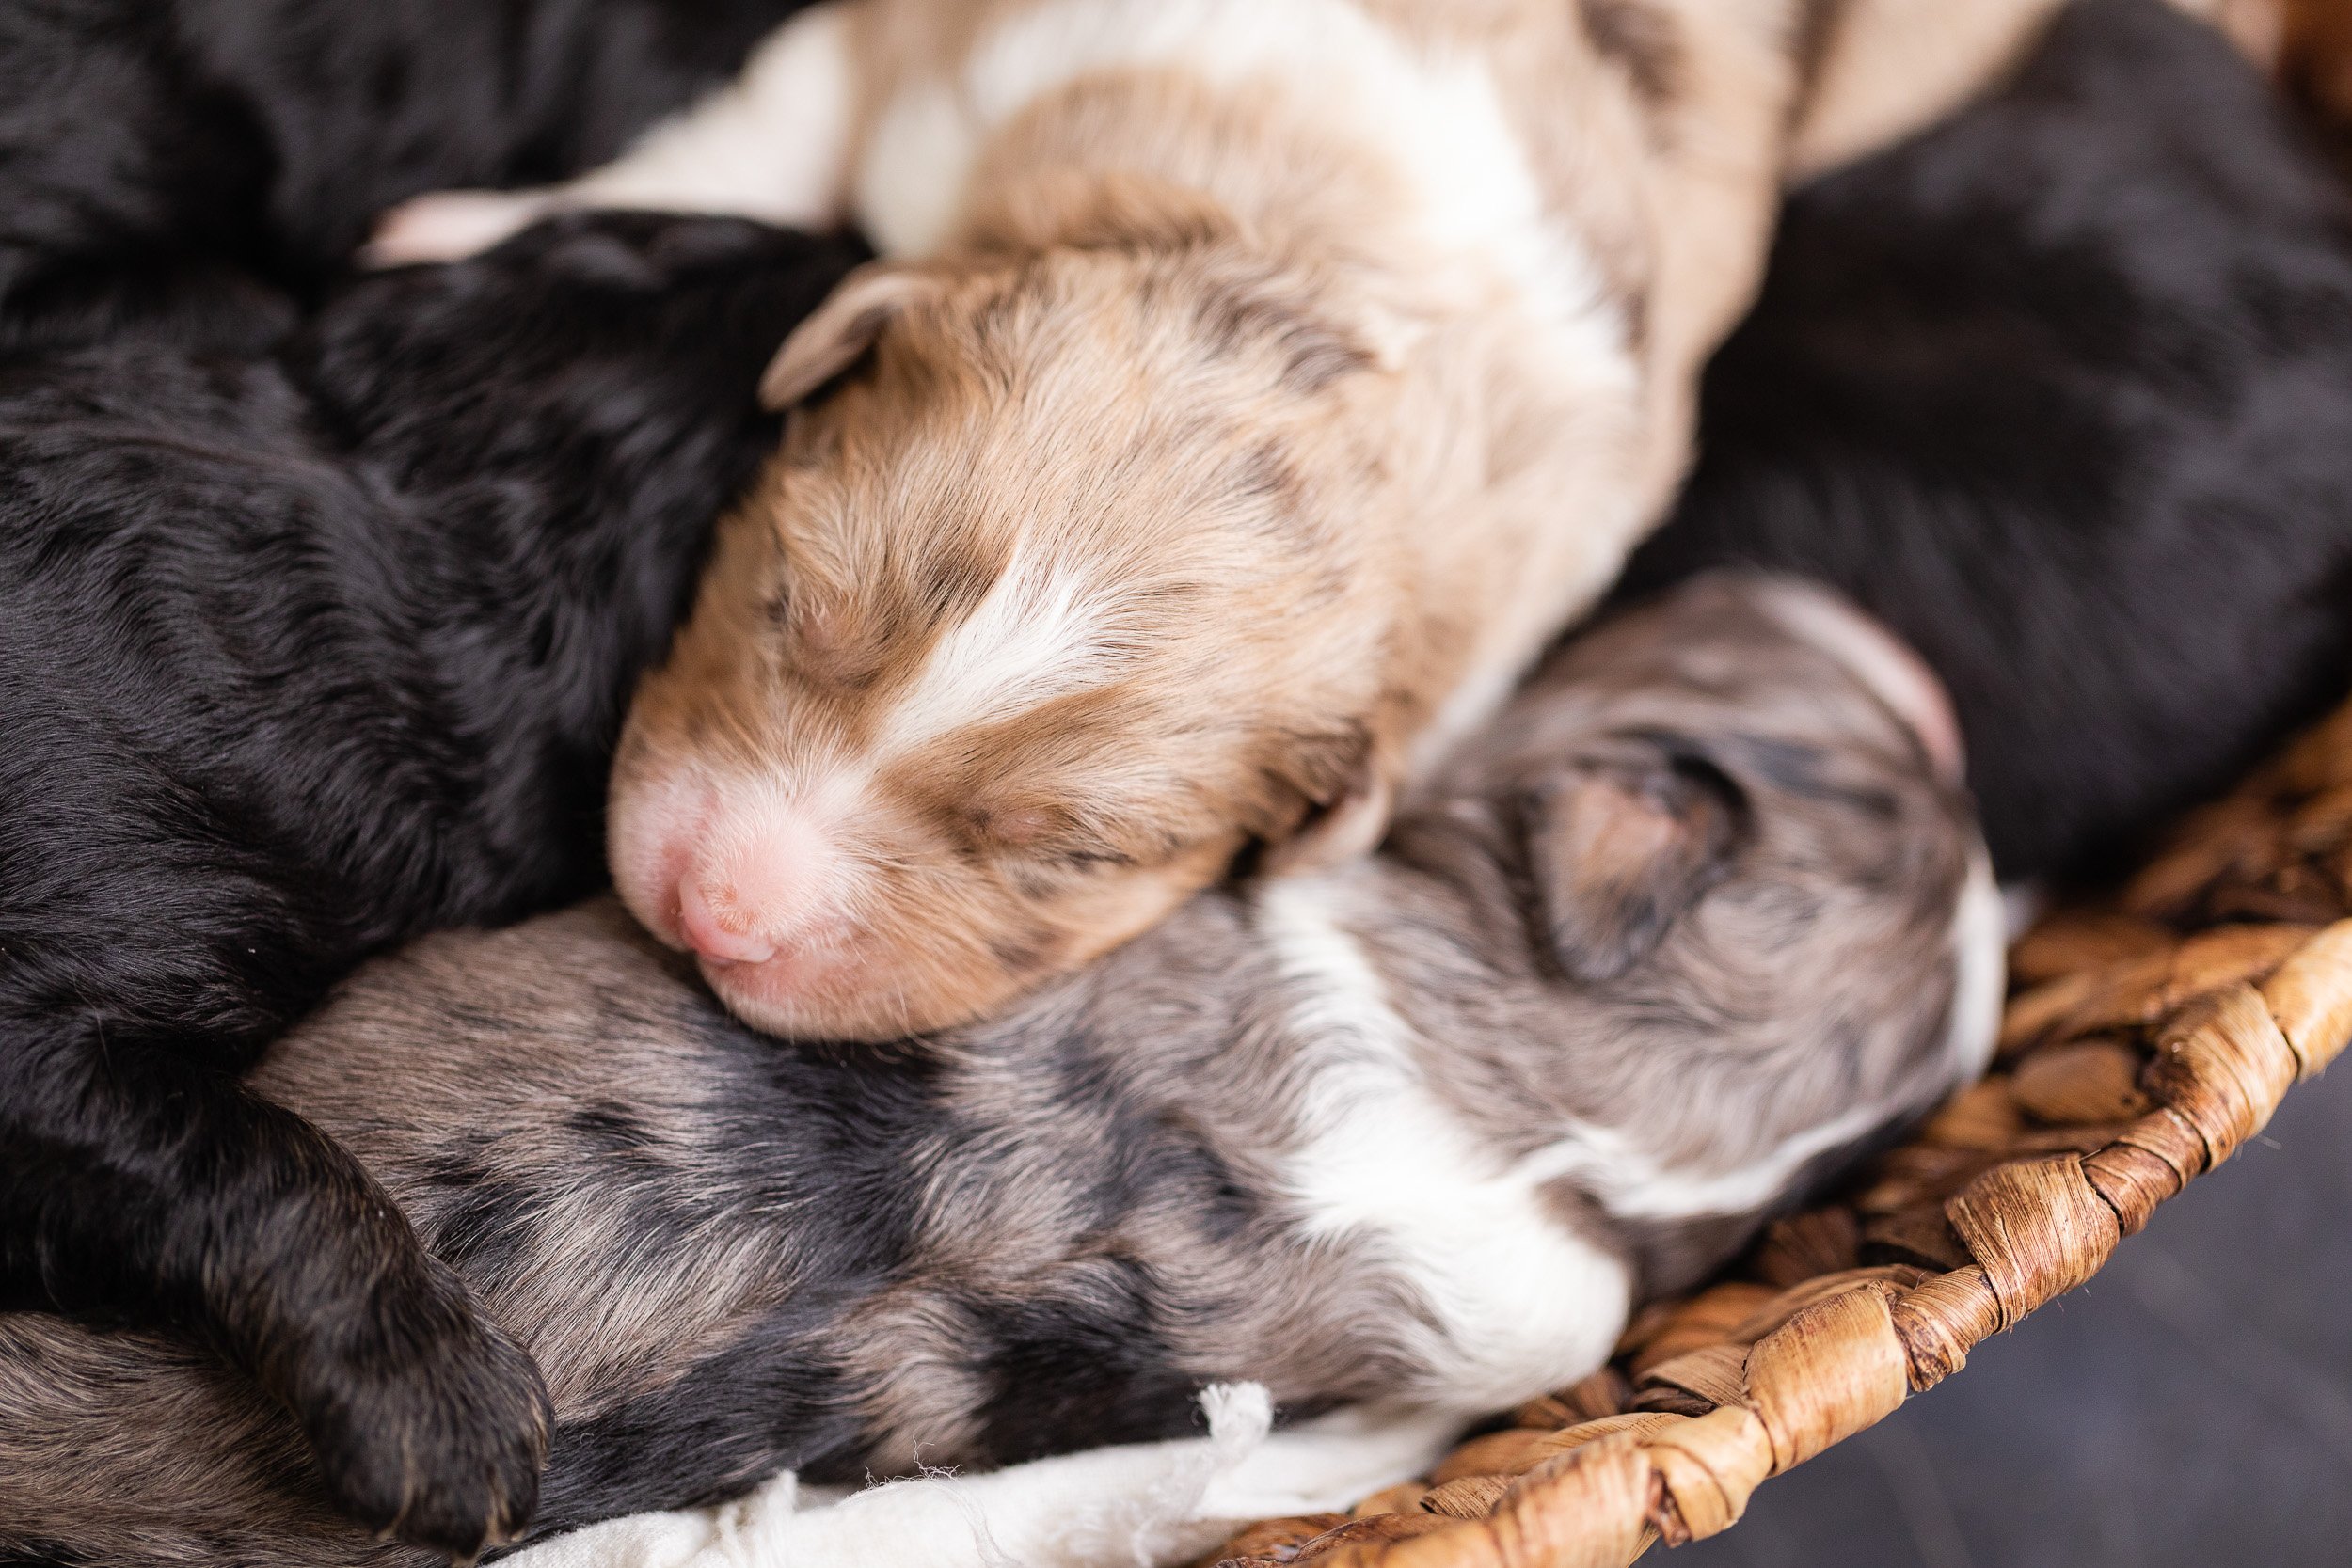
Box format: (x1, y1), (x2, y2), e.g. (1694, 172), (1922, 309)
(0, 577), (2004, 1568)
(0, 0), (820, 347)
(0, 214), (861, 1555)
(1619, 0), (2352, 886)
(368, 0), (2101, 1044)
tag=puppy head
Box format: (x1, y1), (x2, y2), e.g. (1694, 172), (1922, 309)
(612, 238), (1406, 1040)
(1382, 575), (1997, 1273)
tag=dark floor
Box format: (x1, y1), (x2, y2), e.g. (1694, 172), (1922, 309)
(1677, 1055), (2352, 1568)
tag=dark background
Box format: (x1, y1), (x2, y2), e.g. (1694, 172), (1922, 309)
(1678, 1052), (2352, 1567)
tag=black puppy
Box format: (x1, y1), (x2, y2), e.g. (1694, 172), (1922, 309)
(0, 214), (861, 1555)
(1619, 0), (2352, 886)
(0, 0), (814, 346)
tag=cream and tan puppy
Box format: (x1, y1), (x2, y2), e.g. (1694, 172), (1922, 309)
(368, 0), (2237, 1041)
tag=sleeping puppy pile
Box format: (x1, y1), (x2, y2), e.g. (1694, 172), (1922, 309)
(1, 577), (2001, 1566)
(366, 0), (2045, 1043)
(2, 0), (2349, 1563)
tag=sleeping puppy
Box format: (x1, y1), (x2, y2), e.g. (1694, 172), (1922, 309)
(0, 0), (817, 346)
(1618, 0), (2352, 887)
(366, 0), (2119, 1044)
(0, 216), (861, 1557)
(0, 576), (2004, 1568)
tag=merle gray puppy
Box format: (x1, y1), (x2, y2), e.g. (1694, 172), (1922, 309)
(0, 577), (2003, 1568)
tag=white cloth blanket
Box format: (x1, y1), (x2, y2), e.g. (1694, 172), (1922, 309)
(499, 1386), (1457, 1568)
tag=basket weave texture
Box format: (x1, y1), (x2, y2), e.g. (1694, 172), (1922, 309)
(1201, 695), (2352, 1568)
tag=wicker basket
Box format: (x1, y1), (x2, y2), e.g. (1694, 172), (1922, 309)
(1198, 691), (2352, 1568)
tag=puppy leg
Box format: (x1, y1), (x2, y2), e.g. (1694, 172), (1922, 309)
(0, 1023), (550, 1559)
(366, 1), (859, 265)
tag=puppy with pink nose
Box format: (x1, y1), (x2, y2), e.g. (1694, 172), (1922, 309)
(375, 0), (2095, 1038)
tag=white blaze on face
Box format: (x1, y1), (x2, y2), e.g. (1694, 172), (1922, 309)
(1945, 847), (2008, 1081)
(665, 552), (1133, 958)
(876, 551), (1134, 754)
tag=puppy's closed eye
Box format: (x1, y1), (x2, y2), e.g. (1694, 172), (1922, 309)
(961, 803), (1141, 871)
(1519, 750), (1746, 982)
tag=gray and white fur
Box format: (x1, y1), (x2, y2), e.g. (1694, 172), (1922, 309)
(0, 576), (2002, 1567)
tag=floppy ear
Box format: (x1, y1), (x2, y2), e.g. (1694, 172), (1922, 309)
(1521, 753), (1744, 982)
(759, 265), (945, 410)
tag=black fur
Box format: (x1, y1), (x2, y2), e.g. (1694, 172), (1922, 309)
(0, 212), (862, 1553)
(1618, 0), (2352, 884)
(0, 0), (816, 347)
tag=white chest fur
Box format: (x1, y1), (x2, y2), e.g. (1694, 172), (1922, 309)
(1253, 873), (1631, 1414)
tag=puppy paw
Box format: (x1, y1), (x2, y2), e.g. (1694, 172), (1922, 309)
(299, 1274), (552, 1560)
(363, 190), (554, 267)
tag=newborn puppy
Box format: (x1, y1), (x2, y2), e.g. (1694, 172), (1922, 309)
(368, 0), (2091, 1042)
(0, 216), (860, 1557)
(1619, 0), (2352, 885)
(0, 0), (816, 345)
(0, 577), (2002, 1568)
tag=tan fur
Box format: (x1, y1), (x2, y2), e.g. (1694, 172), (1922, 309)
(379, 0), (2209, 1040)
(593, 0), (1836, 1041)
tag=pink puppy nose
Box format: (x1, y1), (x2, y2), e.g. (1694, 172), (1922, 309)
(676, 877), (779, 966)
(673, 806), (844, 966)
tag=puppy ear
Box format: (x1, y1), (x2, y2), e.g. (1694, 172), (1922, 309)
(1522, 753), (1744, 982)
(759, 265), (945, 410)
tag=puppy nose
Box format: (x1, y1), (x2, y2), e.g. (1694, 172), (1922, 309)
(673, 806), (842, 965)
(676, 876), (779, 966)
